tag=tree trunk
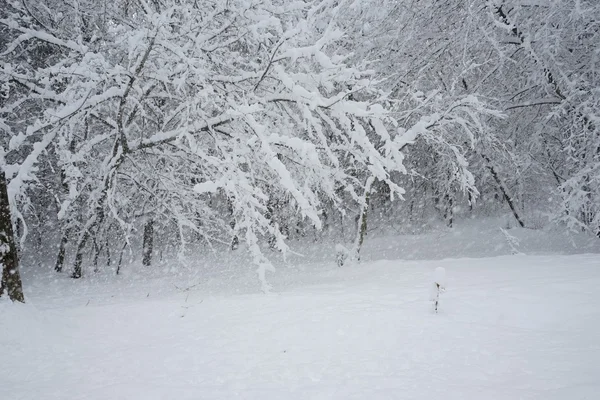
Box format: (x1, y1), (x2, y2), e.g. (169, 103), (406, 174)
(116, 241), (128, 275)
(353, 176), (374, 261)
(105, 235), (111, 267)
(54, 228), (70, 272)
(92, 236), (100, 273)
(444, 194), (453, 228)
(71, 230), (89, 279)
(356, 195), (369, 254)
(468, 192), (474, 212)
(142, 219), (154, 266)
(480, 154), (526, 228)
(229, 202), (239, 251)
(0, 171), (25, 303)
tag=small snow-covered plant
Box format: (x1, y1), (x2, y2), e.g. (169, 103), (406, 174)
(430, 267), (447, 313)
(499, 228), (522, 255)
(335, 244), (349, 268)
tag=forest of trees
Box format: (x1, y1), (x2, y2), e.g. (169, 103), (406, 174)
(1, 0), (598, 301)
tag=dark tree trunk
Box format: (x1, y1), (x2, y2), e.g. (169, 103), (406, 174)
(105, 235), (111, 267)
(54, 228), (70, 272)
(468, 192), (474, 212)
(358, 194), (369, 249)
(354, 184), (372, 261)
(116, 241), (127, 275)
(480, 154), (526, 228)
(444, 194), (453, 228)
(71, 230), (89, 279)
(92, 236), (100, 273)
(142, 219), (154, 266)
(229, 201), (239, 251)
(0, 171), (25, 303)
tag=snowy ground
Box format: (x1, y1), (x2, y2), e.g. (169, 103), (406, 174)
(3, 220), (600, 399)
(3, 248), (600, 399)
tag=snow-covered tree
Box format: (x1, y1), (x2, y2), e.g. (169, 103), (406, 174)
(0, 0), (498, 290)
(2, 0), (597, 298)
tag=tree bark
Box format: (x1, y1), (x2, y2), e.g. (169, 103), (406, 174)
(116, 241), (127, 275)
(353, 176), (374, 261)
(0, 171), (25, 303)
(481, 154), (526, 228)
(105, 235), (111, 267)
(54, 228), (70, 272)
(92, 236), (100, 273)
(142, 218), (154, 266)
(71, 230), (89, 279)
(444, 194), (453, 228)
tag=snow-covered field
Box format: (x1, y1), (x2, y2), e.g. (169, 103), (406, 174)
(2, 233), (600, 400)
